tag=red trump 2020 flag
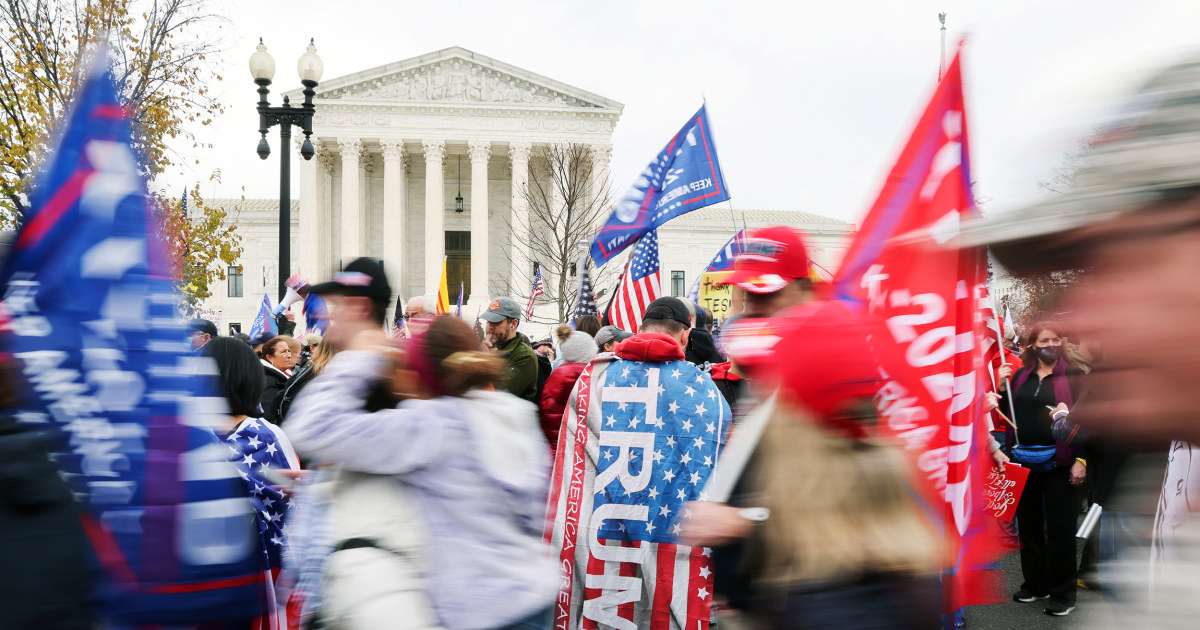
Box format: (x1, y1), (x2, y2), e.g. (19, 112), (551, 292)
(832, 46), (1004, 611)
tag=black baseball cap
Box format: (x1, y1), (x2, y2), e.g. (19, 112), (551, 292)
(188, 318), (218, 337)
(308, 257), (391, 303)
(641, 297), (691, 328)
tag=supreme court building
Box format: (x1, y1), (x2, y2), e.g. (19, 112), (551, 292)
(201, 47), (855, 335)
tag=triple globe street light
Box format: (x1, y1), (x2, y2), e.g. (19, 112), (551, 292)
(248, 38), (324, 302)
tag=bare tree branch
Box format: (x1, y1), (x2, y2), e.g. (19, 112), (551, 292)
(503, 142), (619, 324)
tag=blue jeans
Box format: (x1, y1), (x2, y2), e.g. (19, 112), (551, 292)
(496, 605), (553, 630)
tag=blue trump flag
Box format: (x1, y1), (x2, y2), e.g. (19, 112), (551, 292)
(0, 68), (265, 623)
(304, 292), (329, 335)
(249, 293), (277, 340)
(686, 229), (745, 303)
(590, 104), (730, 267)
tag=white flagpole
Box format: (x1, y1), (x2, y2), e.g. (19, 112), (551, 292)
(988, 283), (1020, 444)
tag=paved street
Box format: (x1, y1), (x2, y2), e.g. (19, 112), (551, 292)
(965, 551), (1111, 630)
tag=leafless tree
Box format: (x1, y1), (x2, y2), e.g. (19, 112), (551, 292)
(505, 142), (617, 324)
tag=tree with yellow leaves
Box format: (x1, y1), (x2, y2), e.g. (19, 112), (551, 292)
(155, 179), (244, 311)
(0, 0), (240, 308)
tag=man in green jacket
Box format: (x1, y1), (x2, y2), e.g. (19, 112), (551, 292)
(480, 297), (538, 402)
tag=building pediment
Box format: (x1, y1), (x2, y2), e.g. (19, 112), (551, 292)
(297, 46), (622, 112)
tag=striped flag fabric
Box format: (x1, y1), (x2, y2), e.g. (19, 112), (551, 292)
(456, 282), (464, 318)
(607, 230), (661, 333)
(435, 256), (450, 315)
(525, 266), (545, 320)
(546, 352), (729, 630)
(574, 254), (598, 320)
(0, 64), (265, 623)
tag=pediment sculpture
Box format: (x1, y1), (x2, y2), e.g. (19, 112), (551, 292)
(322, 58), (594, 107)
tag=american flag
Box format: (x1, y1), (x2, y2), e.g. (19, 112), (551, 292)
(222, 417), (300, 629)
(525, 266), (545, 321)
(978, 281), (1002, 370)
(607, 230), (661, 333)
(546, 353), (729, 630)
(574, 254), (598, 319)
(392, 296), (406, 339)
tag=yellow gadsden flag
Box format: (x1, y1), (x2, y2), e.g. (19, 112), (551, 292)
(435, 256), (450, 314)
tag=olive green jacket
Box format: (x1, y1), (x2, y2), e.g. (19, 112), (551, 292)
(497, 332), (538, 402)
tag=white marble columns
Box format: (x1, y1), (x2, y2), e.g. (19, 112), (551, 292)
(509, 142), (532, 294)
(337, 137), (363, 265)
(380, 138), (406, 298)
(423, 140), (446, 294)
(468, 141), (491, 304)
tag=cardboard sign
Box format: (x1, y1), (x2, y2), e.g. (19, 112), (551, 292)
(698, 271), (735, 322)
(984, 462), (1030, 522)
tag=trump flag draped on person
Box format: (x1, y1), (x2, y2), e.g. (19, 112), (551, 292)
(546, 334), (730, 630)
(832, 45), (1005, 612)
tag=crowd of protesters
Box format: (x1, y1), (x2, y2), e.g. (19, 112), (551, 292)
(15, 51), (1200, 630)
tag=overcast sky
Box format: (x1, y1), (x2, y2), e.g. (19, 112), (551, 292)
(161, 0), (1200, 227)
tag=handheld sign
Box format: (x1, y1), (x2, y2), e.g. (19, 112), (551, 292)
(984, 463), (1030, 522)
(698, 271), (735, 322)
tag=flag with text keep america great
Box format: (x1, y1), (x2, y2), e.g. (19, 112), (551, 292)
(546, 351), (729, 630)
(589, 104), (730, 268)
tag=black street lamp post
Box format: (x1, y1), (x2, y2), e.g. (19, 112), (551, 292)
(249, 38), (324, 302)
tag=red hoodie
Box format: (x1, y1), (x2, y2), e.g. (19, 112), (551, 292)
(539, 333), (685, 454)
(539, 362), (586, 454)
(613, 332), (684, 362)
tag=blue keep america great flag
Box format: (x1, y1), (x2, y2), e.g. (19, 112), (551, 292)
(590, 105), (731, 267)
(0, 66), (265, 624)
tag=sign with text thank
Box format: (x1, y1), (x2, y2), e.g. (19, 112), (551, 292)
(984, 463), (1029, 522)
(590, 105), (730, 267)
(0, 67), (263, 624)
(831, 47), (1004, 610)
(697, 271), (734, 322)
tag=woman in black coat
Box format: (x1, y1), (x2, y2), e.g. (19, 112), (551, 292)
(259, 336), (292, 423)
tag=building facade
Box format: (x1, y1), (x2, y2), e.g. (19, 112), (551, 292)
(203, 201), (854, 337)
(198, 47), (856, 335)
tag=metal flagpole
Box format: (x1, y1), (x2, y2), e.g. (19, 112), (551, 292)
(938, 13), (947, 81)
(988, 279), (1021, 444)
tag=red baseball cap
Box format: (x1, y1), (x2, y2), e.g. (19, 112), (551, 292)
(724, 226), (809, 294)
(723, 300), (886, 437)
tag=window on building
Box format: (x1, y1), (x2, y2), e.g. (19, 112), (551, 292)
(228, 323), (241, 335)
(228, 265), (243, 298)
(671, 271), (685, 297)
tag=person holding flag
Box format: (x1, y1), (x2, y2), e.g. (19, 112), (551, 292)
(827, 44), (1006, 621)
(679, 301), (941, 630)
